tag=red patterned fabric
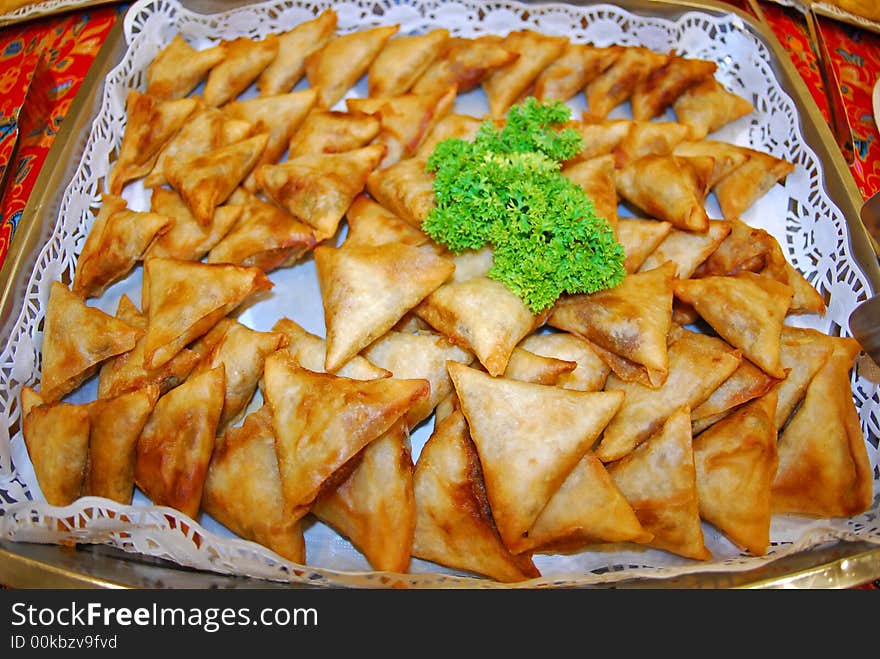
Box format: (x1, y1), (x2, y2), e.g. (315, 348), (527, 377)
(0, 7), (119, 268)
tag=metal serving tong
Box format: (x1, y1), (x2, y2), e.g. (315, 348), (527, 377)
(745, 0), (856, 165)
(849, 192), (880, 367)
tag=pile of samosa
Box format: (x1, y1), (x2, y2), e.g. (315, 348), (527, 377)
(19, 9), (873, 583)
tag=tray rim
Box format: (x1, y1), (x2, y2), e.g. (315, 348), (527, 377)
(0, 0), (878, 589)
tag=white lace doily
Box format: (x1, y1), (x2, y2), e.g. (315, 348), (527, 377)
(0, 0), (878, 588)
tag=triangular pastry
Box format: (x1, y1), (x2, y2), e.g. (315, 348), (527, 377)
(222, 89), (318, 188)
(416, 113), (484, 159)
(312, 419), (417, 573)
(501, 347), (577, 386)
(72, 197), (174, 299)
(272, 317), (391, 381)
(315, 241), (454, 372)
(518, 331), (612, 392)
(206, 188), (317, 272)
(144, 106), (225, 189)
(693, 217), (777, 277)
(612, 119), (692, 167)
(256, 8), (337, 96)
(561, 154), (619, 233)
(615, 217), (673, 273)
(411, 35), (518, 96)
(691, 359), (780, 435)
(714, 146), (795, 219)
(629, 55), (717, 121)
(596, 327), (742, 462)
(21, 387), (91, 506)
(203, 405), (306, 564)
(448, 361), (625, 551)
(256, 143), (385, 240)
(362, 329), (473, 426)
(772, 325), (833, 431)
(146, 34), (227, 100)
(84, 385), (160, 504)
(638, 219), (732, 278)
(608, 407), (711, 560)
(347, 84), (457, 166)
(517, 450), (651, 555)
(164, 133), (269, 226)
(584, 46), (668, 118)
(412, 410), (541, 582)
(549, 261), (676, 388)
(344, 194), (429, 248)
(673, 77), (754, 140)
(414, 275), (546, 377)
(135, 365), (226, 519)
(146, 187), (243, 263)
(771, 331), (872, 518)
(672, 139), (751, 189)
(97, 295), (201, 400)
(287, 108), (381, 158)
(203, 34), (280, 107)
(261, 351), (429, 515)
(565, 116), (633, 165)
(305, 24), (400, 108)
(673, 272), (793, 378)
(365, 156), (436, 228)
(368, 28), (451, 97)
(39, 281), (141, 403)
(189, 319), (287, 429)
(693, 390), (779, 556)
(758, 237), (827, 316)
(108, 91), (199, 194)
(481, 30), (568, 117)
(533, 43), (623, 103)
(614, 153), (714, 232)
(141, 256), (273, 370)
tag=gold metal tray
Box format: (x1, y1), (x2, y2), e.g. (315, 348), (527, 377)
(1, 0), (878, 589)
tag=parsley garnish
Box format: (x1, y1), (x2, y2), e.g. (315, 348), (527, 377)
(422, 97), (625, 313)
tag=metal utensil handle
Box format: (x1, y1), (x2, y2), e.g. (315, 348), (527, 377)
(803, 4), (856, 165)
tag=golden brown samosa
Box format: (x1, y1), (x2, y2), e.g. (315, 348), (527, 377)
(164, 133), (269, 226)
(108, 91), (199, 194)
(312, 419), (417, 573)
(203, 405), (306, 564)
(85, 385), (160, 504)
(447, 361), (625, 552)
(608, 407), (711, 560)
(21, 387), (91, 506)
(305, 24), (400, 108)
(255, 143), (385, 240)
(412, 410), (541, 583)
(368, 28), (451, 97)
(693, 390), (779, 556)
(673, 272), (793, 379)
(262, 351), (429, 515)
(135, 365), (226, 519)
(39, 281), (141, 403)
(140, 257), (273, 370)
(146, 34), (226, 101)
(203, 34), (280, 107)
(548, 261), (676, 388)
(362, 329), (473, 426)
(256, 8), (337, 96)
(315, 241), (454, 372)
(771, 332), (872, 518)
(596, 327), (742, 462)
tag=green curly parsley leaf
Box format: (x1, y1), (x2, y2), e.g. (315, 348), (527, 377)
(422, 97), (625, 313)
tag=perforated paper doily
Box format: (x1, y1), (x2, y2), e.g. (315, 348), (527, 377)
(0, 0), (878, 588)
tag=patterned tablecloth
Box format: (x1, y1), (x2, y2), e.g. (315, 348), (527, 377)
(0, 0), (877, 588)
